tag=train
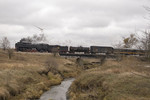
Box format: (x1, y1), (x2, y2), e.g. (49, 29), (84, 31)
(15, 40), (146, 56)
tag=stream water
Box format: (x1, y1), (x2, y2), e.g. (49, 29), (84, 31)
(39, 78), (75, 100)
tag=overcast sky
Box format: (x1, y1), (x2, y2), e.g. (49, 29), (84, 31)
(0, 0), (149, 47)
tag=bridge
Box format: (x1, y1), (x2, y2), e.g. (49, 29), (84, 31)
(59, 53), (116, 58)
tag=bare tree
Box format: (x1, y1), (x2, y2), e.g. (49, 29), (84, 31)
(139, 30), (150, 58)
(114, 33), (138, 49)
(1, 37), (10, 50)
(123, 34), (138, 48)
(0, 37), (14, 59)
(113, 41), (123, 48)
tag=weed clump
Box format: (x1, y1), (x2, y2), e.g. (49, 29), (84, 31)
(45, 57), (58, 74)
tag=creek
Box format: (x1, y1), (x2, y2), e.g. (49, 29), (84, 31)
(39, 78), (75, 100)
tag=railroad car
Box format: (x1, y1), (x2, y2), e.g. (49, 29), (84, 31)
(114, 48), (146, 56)
(59, 46), (68, 54)
(70, 46), (90, 54)
(90, 46), (114, 54)
(47, 45), (60, 53)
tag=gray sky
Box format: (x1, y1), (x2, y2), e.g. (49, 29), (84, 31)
(0, 0), (149, 47)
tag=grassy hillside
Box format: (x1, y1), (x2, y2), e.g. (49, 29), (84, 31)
(0, 50), (78, 100)
(68, 57), (150, 100)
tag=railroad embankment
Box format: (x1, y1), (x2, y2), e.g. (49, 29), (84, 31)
(0, 50), (79, 100)
(68, 57), (150, 100)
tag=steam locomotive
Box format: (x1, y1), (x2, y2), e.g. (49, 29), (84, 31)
(15, 41), (145, 56)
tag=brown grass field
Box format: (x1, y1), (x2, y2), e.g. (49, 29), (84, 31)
(1, 49), (150, 100)
(68, 56), (150, 100)
(0, 50), (79, 100)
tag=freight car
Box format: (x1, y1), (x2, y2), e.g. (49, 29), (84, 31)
(90, 46), (114, 54)
(47, 45), (59, 52)
(59, 46), (68, 54)
(114, 48), (145, 56)
(69, 46), (90, 54)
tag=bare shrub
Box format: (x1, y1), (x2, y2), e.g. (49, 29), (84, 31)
(100, 56), (106, 65)
(76, 57), (84, 67)
(45, 58), (58, 74)
(7, 49), (14, 59)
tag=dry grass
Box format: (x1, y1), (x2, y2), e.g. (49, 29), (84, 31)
(68, 56), (150, 100)
(0, 50), (78, 100)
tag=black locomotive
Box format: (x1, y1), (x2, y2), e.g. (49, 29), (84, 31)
(15, 42), (65, 53)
